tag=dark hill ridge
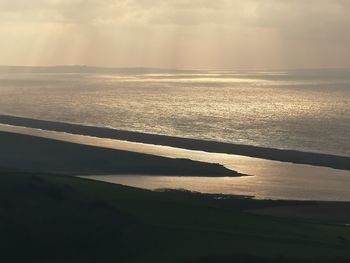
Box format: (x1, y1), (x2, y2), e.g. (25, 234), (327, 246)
(0, 131), (238, 177)
(0, 114), (349, 170)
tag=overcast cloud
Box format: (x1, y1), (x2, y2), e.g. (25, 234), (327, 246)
(0, 0), (349, 69)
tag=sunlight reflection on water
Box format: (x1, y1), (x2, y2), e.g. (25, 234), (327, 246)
(0, 71), (349, 156)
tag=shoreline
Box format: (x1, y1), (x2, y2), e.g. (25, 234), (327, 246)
(0, 114), (349, 170)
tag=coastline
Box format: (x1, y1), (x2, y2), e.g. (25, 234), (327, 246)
(0, 114), (349, 170)
(2, 126), (350, 201)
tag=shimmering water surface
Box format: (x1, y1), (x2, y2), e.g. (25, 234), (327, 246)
(1, 124), (350, 201)
(0, 69), (349, 156)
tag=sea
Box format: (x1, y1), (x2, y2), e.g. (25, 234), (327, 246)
(0, 67), (349, 157)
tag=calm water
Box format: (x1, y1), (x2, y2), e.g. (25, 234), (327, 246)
(0, 69), (349, 156)
(1, 124), (350, 201)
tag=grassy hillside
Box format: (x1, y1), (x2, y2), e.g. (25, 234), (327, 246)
(1, 171), (350, 263)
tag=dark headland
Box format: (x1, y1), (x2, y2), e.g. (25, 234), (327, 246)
(0, 114), (349, 170)
(0, 131), (238, 177)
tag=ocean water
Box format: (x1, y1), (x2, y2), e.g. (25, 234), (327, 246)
(0, 69), (349, 156)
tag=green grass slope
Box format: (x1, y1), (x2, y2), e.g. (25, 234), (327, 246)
(1, 171), (350, 263)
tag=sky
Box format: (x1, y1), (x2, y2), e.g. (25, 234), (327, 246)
(0, 0), (350, 70)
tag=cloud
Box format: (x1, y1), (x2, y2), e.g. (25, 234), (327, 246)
(0, 0), (349, 69)
(0, 0), (117, 24)
(1, 0), (349, 30)
(254, 1), (350, 33)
